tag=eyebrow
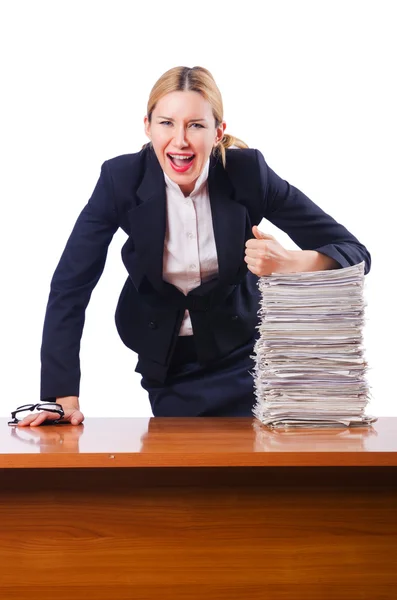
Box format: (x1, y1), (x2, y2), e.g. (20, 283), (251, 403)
(157, 116), (207, 122)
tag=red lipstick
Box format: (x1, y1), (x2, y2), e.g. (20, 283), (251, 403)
(167, 154), (195, 173)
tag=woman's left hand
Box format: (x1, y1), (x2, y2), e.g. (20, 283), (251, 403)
(244, 226), (294, 276)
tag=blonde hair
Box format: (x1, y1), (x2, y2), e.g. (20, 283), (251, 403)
(142, 66), (248, 168)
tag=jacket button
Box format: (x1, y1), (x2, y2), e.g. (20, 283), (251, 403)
(231, 315), (239, 321)
(148, 321), (158, 329)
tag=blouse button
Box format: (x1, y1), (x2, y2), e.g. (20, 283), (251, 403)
(148, 321), (158, 329)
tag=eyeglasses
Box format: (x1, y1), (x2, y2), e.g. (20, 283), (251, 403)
(8, 403), (65, 426)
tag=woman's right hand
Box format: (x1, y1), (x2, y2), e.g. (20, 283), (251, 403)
(18, 396), (85, 427)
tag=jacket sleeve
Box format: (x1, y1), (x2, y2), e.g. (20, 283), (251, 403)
(40, 161), (119, 401)
(255, 149), (371, 274)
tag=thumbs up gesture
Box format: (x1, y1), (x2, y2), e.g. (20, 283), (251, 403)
(244, 225), (294, 277)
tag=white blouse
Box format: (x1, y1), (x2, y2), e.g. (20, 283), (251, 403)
(163, 157), (219, 336)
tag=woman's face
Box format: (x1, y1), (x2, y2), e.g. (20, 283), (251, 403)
(144, 90), (226, 195)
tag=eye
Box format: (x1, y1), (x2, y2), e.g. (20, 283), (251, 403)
(160, 121), (172, 126)
(190, 123), (204, 128)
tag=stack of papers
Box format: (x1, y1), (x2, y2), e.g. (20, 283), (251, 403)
(252, 261), (377, 429)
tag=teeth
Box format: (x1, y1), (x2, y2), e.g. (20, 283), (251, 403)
(168, 154), (194, 160)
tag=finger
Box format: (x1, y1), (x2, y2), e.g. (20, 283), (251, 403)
(19, 409), (66, 427)
(32, 411), (64, 426)
(244, 256), (257, 267)
(245, 248), (266, 258)
(252, 226), (275, 241)
(63, 409), (85, 426)
(29, 415), (50, 427)
(17, 413), (41, 427)
(18, 407), (85, 427)
(245, 239), (270, 249)
(18, 412), (51, 427)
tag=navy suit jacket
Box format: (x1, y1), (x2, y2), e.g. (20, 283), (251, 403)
(40, 146), (371, 400)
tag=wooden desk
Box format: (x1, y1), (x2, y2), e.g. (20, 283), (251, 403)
(0, 417), (396, 599)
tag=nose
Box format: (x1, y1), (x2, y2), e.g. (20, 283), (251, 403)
(173, 125), (189, 148)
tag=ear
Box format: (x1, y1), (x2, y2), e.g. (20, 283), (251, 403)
(144, 115), (151, 140)
(215, 121), (226, 145)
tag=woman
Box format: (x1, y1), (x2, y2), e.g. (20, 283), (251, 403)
(19, 65), (371, 426)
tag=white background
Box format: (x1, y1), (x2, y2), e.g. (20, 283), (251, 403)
(1, 0), (395, 418)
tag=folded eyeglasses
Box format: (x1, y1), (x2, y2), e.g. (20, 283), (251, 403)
(8, 403), (65, 426)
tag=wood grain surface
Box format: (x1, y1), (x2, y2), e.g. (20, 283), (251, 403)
(1, 416), (396, 468)
(0, 467), (396, 599)
(1, 418), (396, 599)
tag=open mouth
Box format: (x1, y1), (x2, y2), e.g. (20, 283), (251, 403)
(167, 154), (195, 172)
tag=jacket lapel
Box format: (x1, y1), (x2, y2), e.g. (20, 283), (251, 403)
(128, 147), (250, 293)
(207, 154), (250, 285)
(128, 149), (167, 291)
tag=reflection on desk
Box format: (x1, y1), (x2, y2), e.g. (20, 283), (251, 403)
(1, 417), (396, 468)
